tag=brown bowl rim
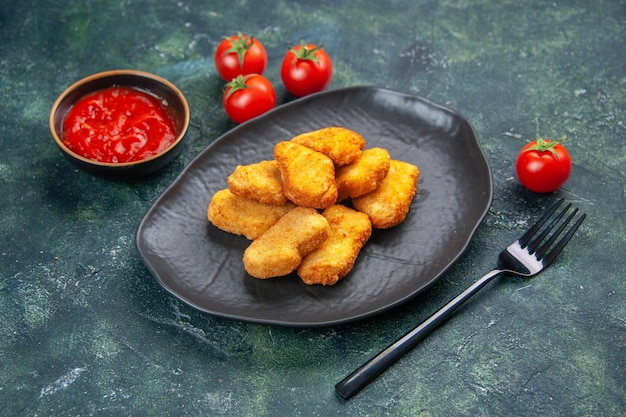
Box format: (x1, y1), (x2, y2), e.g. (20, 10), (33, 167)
(49, 69), (190, 169)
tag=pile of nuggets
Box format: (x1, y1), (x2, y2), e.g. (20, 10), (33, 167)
(207, 127), (420, 286)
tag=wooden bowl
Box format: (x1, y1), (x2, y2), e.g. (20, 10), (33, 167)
(49, 70), (190, 179)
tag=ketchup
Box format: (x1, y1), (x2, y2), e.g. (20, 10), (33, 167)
(62, 86), (178, 163)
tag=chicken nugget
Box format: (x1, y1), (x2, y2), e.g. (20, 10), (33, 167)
(274, 141), (338, 209)
(243, 207), (330, 279)
(291, 126), (365, 166)
(207, 189), (295, 240)
(227, 160), (287, 205)
(352, 160), (419, 229)
(298, 205), (372, 286)
(336, 147), (391, 202)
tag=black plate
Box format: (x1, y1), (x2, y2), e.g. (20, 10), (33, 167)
(135, 86), (493, 327)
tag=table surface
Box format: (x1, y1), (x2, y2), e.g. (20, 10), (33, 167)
(1, 1), (624, 416)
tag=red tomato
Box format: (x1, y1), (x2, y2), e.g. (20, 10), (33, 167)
(515, 138), (572, 193)
(214, 33), (267, 81)
(280, 41), (332, 97)
(223, 74), (276, 124)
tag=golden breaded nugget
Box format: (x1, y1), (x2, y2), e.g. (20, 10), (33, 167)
(274, 141), (338, 209)
(227, 160), (287, 205)
(352, 160), (419, 229)
(243, 207), (330, 279)
(336, 147), (391, 201)
(207, 189), (295, 240)
(298, 205), (372, 286)
(291, 126), (365, 166)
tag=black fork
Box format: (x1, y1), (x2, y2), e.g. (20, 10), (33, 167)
(336, 199), (586, 400)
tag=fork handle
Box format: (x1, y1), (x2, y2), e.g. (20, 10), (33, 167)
(335, 269), (504, 400)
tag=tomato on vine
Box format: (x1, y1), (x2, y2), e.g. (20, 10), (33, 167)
(222, 74), (276, 124)
(515, 137), (572, 193)
(214, 33), (267, 81)
(281, 41), (332, 97)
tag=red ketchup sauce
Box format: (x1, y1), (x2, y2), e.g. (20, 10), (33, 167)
(62, 86), (178, 163)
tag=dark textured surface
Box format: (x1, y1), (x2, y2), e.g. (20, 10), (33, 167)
(1, 1), (624, 416)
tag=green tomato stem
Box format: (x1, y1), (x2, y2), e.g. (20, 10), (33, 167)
(290, 40), (323, 65)
(223, 32), (255, 71)
(224, 75), (252, 100)
(527, 136), (566, 159)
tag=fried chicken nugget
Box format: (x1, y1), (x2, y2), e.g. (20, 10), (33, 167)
(207, 189), (295, 240)
(336, 147), (391, 202)
(352, 160), (419, 229)
(291, 126), (365, 166)
(227, 160), (287, 205)
(243, 207), (330, 279)
(298, 205), (372, 286)
(274, 141), (338, 209)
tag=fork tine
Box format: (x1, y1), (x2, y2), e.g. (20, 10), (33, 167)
(541, 212), (586, 267)
(535, 207), (578, 259)
(519, 199), (564, 247)
(527, 202), (572, 253)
